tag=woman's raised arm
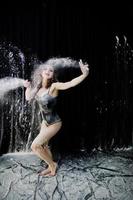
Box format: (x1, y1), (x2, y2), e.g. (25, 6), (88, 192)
(53, 59), (89, 90)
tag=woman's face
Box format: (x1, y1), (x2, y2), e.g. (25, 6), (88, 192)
(42, 65), (54, 80)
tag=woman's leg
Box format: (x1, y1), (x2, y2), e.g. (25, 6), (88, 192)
(31, 121), (62, 176)
(42, 142), (53, 160)
(41, 141), (53, 175)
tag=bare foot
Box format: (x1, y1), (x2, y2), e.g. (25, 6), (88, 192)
(38, 167), (51, 176)
(49, 162), (58, 176)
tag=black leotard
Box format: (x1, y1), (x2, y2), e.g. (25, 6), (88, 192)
(35, 88), (61, 126)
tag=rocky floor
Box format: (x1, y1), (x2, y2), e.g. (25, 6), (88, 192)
(0, 148), (133, 200)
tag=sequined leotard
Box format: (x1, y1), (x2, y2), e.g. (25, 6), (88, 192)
(35, 88), (61, 126)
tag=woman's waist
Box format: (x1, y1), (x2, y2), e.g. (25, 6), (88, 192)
(38, 104), (56, 114)
(39, 108), (58, 115)
(39, 110), (61, 124)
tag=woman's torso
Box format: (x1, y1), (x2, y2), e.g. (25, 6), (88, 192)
(35, 86), (61, 125)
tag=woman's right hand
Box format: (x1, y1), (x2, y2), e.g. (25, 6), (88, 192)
(23, 80), (31, 88)
(79, 59), (89, 77)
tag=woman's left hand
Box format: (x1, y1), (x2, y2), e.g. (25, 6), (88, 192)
(23, 80), (31, 88)
(79, 59), (89, 77)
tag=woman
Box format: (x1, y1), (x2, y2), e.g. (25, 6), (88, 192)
(23, 58), (89, 176)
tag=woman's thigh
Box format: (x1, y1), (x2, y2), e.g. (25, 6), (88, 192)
(32, 121), (62, 146)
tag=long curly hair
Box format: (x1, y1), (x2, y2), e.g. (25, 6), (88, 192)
(29, 57), (78, 101)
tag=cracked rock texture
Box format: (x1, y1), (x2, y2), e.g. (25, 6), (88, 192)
(0, 149), (133, 200)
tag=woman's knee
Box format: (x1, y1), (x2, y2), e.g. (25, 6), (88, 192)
(31, 139), (48, 152)
(31, 142), (41, 152)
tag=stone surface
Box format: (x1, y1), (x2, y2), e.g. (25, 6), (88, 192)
(0, 148), (133, 200)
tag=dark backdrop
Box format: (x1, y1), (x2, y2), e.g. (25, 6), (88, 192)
(0, 0), (133, 154)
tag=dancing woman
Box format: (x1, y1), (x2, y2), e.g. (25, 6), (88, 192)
(23, 58), (89, 176)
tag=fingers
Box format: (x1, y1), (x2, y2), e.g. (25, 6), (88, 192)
(79, 59), (90, 77)
(23, 80), (31, 87)
(86, 66), (89, 71)
(79, 59), (83, 66)
(25, 80), (30, 84)
(79, 59), (89, 67)
(84, 64), (89, 68)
